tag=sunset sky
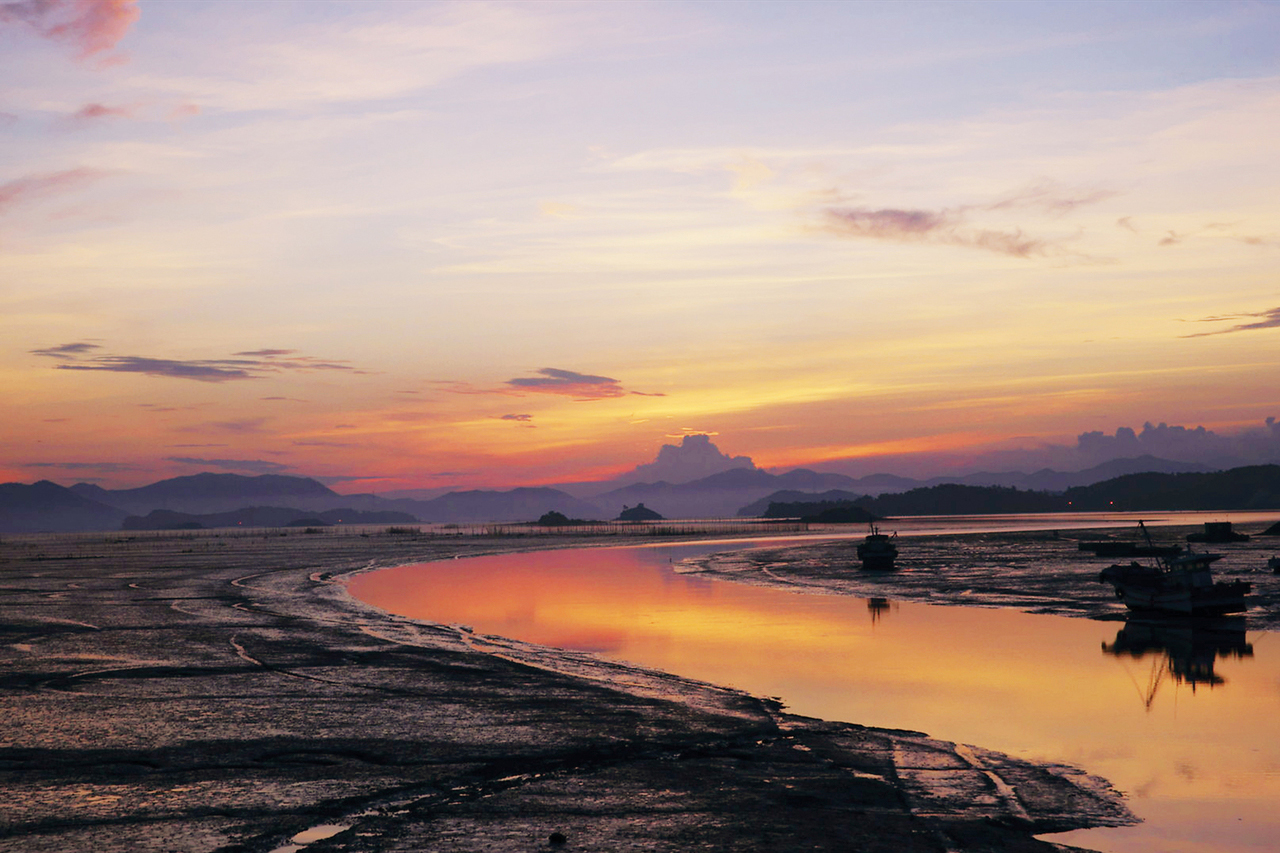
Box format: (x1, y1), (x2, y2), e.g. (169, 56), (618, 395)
(4, 0), (1279, 492)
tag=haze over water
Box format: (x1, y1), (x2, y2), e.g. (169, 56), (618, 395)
(352, 515), (1280, 853)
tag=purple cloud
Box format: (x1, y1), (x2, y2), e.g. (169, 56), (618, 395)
(29, 341), (102, 359)
(821, 206), (1051, 258)
(506, 368), (662, 400)
(32, 343), (365, 382)
(165, 456), (292, 474)
(22, 460), (137, 472)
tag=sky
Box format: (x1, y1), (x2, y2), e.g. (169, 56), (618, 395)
(3, 0), (1280, 492)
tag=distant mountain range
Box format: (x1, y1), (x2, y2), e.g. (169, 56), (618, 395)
(0, 475), (607, 533)
(0, 446), (1265, 534)
(0, 480), (129, 533)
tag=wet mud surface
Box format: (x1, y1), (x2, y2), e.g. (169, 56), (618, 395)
(1, 529), (1139, 852)
(681, 526), (1280, 631)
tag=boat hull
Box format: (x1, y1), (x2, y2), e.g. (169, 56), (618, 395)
(1105, 580), (1250, 616)
(1099, 563), (1251, 616)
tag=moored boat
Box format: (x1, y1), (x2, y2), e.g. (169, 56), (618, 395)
(857, 523), (898, 570)
(1097, 523), (1250, 616)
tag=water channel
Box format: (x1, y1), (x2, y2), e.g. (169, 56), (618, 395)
(349, 513), (1280, 853)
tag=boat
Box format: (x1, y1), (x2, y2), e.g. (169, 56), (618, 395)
(1268, 556), (1280, 574)
(1186, 521), (1250, 543)
(1097, 522), (1250, 616)
(857, 523), (898, 570)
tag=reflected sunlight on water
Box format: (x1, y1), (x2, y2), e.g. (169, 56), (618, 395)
(350, 532), (1280, 853)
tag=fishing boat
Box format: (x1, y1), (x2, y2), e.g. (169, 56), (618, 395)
(1097, 522), (1250, 616)
(857, 523), (898, 570)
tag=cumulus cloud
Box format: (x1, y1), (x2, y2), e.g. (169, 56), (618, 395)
(30, 342), (366, 382)
(0, 0), (140, 61)
(164, 456), (293, 475)
(1180, 307), (1280, 338)
(505, 367), (663, 400)
(1073, 419), (1280, 468)
(0, 168), (111, 215)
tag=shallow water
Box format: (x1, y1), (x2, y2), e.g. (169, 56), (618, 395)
(350, 515), (1280, 853)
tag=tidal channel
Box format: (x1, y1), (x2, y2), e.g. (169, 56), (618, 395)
(350, 519), (1279, 853)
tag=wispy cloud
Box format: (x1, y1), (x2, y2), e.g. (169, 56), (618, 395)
(506, 368), (663, 400)
(194, 418), (269, 434)
(22, 460), (137, 472)
(28, 341), (101, 359)
(821, 206), (1053, 258)
(818, 183), (1112, 259)
(1181, 306), (1280, 337)
(164, 456), (293, 474)
(987, 184), (1116, 215)
(0, 169), (111, 215)
(66, 101), (135, 124)
(500, 413), (533, 422)
(30, 342), (367, 382)
(0, 0), (140, 62)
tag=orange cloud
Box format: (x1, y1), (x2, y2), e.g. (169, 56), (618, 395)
(0, 0), (140, 61)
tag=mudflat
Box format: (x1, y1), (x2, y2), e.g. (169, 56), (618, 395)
(2, 528), (1133, 852)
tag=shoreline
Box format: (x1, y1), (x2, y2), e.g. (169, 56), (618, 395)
(2, 528), (1133, 852)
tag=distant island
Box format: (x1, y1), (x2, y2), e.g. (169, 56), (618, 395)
(617, 503), (664, 521)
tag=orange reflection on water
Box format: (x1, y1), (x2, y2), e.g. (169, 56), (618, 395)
(350, 542), (1280, 853)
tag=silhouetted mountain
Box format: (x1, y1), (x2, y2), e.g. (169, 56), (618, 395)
(737, 490), (864, 517)
(1061, 465), (1280, 511)
(0, 480), (129, 533)
(71, 473), (342, 515)
(759, 499), (877, 523)
(854, 484), (1065, 516)
(121, 506), (419, 531)
(410, 487), (603, 523)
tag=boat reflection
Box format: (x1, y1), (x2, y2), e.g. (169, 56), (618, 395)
(1101, 618), (1254, 707)
(867, 596), (893, 625)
